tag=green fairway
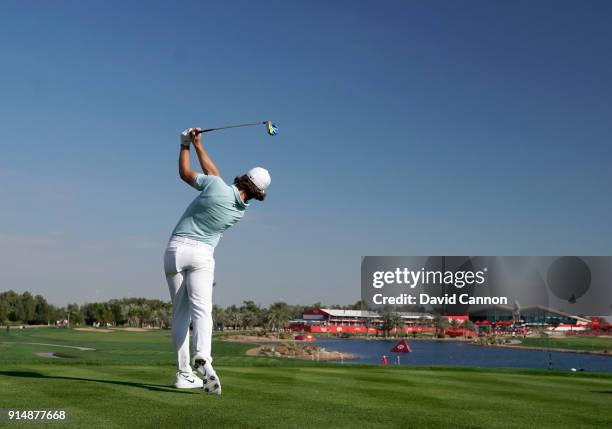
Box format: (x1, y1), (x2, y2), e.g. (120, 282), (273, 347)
(517, 335), (612, 352)
(1, 328), (611, 429)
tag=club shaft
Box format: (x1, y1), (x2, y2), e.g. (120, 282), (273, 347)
(197, 121), (266, 134)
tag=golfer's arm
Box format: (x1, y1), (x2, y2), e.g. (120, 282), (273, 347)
(193, 143), (221, 177)
(178, 146), (199, 187)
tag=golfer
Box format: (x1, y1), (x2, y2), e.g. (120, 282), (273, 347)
(164, 128), (270, 394)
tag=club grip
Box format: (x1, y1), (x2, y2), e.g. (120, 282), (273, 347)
(196, 129), (213, 134)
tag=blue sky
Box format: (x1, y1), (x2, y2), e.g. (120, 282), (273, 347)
(1, 0), (611, 306)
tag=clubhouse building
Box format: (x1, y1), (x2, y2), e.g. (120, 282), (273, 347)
(288, 306), (605, 335)
(468, 304), (592, 332)
(289, 308), (436, 334)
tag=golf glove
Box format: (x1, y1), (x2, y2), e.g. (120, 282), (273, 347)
(180, 128), (197, 147)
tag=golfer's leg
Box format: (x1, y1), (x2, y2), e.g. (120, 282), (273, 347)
(186, 258), (214, 363)
(167, 273), (192, 373)
(165, 249), (192, 373)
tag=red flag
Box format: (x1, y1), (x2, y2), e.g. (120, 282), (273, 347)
(390, 339), (412, 353)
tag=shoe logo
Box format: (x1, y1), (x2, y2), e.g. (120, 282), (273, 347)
(182, 375), (195, 383)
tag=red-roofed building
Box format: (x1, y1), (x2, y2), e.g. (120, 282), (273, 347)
(289, 308), (436, 334)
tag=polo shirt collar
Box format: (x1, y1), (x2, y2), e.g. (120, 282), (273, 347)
(232, 185), (249, 209)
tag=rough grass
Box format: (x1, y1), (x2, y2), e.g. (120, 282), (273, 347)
(1, 328), (611, 429)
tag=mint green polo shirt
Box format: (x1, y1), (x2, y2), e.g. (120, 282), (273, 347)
(171, 174), (248, 247)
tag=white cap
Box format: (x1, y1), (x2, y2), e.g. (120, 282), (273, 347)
(246, 167), (271, 192)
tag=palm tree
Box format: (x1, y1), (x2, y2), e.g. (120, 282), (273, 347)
(127, 304), (140, 328)
(226, 307), (243, 331)
(212, 305), (226, 330)
(241, 311), (258, 330)
(434, 315), (450, 338)
(155, 306), (171, 329)
(66, 303), (82, 327)
(265, 302), (291, 336)
(140, 304), (152, 328)
(362, 317), (372, 338)
(381, 311), (402, 338)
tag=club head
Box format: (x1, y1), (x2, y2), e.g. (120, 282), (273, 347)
(266, 121), (278, 136)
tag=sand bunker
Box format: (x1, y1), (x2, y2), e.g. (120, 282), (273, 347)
(21, 342), (95, 351)
(36, 352), (61, 359)
(117, 327), (152, 332)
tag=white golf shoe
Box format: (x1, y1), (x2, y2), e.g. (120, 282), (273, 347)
(192, 355), (222, 395)
(174, 371), (204, 389)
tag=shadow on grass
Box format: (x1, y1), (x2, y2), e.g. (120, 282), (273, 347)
(0, 371), (196, 395)
(592, 390), (612, 394)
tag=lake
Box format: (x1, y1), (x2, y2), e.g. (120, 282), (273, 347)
(317, 338), (612, 373)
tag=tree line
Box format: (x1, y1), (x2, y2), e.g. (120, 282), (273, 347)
(0, 290), (373, 330)
(1, 290), (454, 334)
(0, 290), (173, 328)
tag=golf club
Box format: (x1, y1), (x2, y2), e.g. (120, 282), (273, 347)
(196, 120), (278, 136)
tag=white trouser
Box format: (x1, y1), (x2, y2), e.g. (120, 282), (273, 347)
(164, 235), (215, 374)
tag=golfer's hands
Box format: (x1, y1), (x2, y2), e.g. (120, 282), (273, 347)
(180, 128), (202, 148)
(190, 128), (202, 147)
